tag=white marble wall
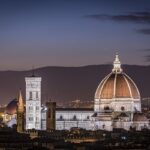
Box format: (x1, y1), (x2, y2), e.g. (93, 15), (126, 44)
(25, 77), (42, 130)
(114, 121), (132, 130)
(56, 110), (93, 120)
(93, 120), (112, 131)
(111, 101), (134, 112)
(56, 110), (93, 130)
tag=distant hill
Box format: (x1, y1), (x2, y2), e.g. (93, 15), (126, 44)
(0, 64), (150, 105)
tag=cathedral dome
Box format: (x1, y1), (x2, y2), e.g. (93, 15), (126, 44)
(95, 54), (140, 100)
(5, 99), (18, 115)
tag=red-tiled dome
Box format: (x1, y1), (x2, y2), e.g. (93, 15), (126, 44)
(95, 72), (140, 99)
(95, 54), (140, 100)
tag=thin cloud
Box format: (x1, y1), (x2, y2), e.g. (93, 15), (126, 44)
(145, 55), (150, 62)
(139, 49), (150, 62)
(136, 28), (150, 35)
(137, 48), (150, 62)
(84, 10), (150, 24)
(144, 49), (150, 51)
(142, 49), (150, 51)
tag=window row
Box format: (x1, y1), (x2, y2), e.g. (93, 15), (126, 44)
(58, 115), (90, 121)
(28, 117), (39, 121)
(29, 91), (39, 100)
(28, 106), (40, 111)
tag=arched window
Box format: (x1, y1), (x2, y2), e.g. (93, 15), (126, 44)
(102, 124), (105, 129)
(29, 106), (33, 111)
(36, 92), (38, 99)
(73, 115), (77, 120)
(121, 106), (125, 111)
(60, 115), (63, 120)
(29, 92), (32, 100)
(36, 106), (39, 110)
(104, 106), (110, 110)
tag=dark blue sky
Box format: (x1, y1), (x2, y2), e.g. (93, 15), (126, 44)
(0, 0), (150, 70)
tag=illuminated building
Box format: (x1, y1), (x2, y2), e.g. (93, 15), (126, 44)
(46, 102), (56, 130)
(3, 54), (149, 131)
(55, 108), (93, 130)
(3, 99), (17, 126)
(25, 74), (42, 130)
(93, 53), (149, 130)
(54, 54), (149, 131)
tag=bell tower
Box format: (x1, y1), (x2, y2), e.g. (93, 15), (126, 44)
(25, 73), (42, 130)
(17, 90), (24, 133)
(46, 101), (56, 130)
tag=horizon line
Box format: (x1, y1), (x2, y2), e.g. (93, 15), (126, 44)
(0, 63), (149, 72)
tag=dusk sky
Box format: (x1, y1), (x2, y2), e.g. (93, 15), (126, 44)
(0, 0), (150, 70)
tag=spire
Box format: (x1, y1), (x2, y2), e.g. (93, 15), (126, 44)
(112, 52), (123, 73)
(18, 90), (24, 113)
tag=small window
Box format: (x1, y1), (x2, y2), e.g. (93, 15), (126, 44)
(104, 106), (110, 110)
(29, 106), (33, 111)
(121, 106), (125, 111)
(73, 115), (77, 120)
(102, 124), (105, 129)
(36, 92), (38, 99)
(36, 106), (39, 110)
(60, 115), (63, 120)
(36, 117), (39, 121)
(87, 116), (89, 120)
(29, 92), (32, 100)
(29, 117), (33, 121)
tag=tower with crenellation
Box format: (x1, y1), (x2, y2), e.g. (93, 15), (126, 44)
(25, 73), (42, 130)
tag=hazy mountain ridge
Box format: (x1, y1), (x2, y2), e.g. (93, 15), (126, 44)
(0, 64), (150, 105)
